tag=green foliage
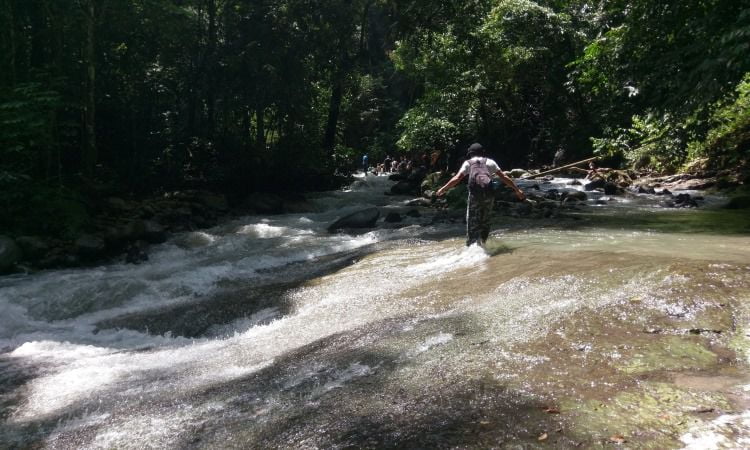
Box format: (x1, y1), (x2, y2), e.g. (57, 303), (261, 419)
(396, 103), (462, 153)
(687, 74), (750, 168)
(592, 73), (750, 173)
(0, 180), (89, 238)
(592, 113), (689, 172)
(392, 0), (585, 165)
(0, 82), (64, 176)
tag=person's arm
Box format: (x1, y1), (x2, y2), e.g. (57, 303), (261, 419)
(496, 170), (526, 201)
(436, 172), (466, 196)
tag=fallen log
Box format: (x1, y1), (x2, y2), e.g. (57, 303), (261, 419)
(520, 157), (599, 180)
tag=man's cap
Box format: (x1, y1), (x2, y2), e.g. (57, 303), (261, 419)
(466, 142), (485, 157)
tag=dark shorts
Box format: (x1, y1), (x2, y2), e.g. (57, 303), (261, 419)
(466, 191), (494, 246)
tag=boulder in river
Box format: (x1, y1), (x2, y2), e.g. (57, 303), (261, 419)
(328, 208), (380, 232)
(15, 236), (49, 260)
(75, 234), (107, 259)
(561, 191), (587, 202)
(508, 168), (528, 178)
(0, 236), (22, 272)
(384, 212), (402, 223)
(604, 182), (623, 195)
(390, 180), (417, 195)
(673, 193), (699, 208)
(128, 219), (168, 244)
(584, 178), (606, 191)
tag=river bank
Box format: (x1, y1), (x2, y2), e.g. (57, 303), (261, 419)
(2, 165), (747, 275)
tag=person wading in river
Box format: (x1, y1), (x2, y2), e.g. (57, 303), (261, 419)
(436, 143), (526, 247)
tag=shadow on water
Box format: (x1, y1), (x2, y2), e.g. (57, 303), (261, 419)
(1, 313), (571, 448)
(178, 313), (573, 448)
(484, 242), (514, 257)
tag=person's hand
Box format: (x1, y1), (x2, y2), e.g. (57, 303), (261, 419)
(516, 190), (526, 202)
(436, 187), (446, 197)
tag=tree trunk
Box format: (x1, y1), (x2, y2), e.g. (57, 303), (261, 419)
(81, 0), (97, 178)
(205, 0), (217, 138)
(322, 70), (344, 158)
(2, 0), (16, 85)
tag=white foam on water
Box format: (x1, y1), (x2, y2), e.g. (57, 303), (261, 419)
(205, 307), (282, 338)
(417, 332), (454, 353)
(236, 223), (313, 238)
(680, 410), (750, 449)
(406, 243), (488, 277)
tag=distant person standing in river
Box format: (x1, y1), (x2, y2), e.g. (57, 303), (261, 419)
(436, 143), (526, 247)
(362, 154), (369, 175)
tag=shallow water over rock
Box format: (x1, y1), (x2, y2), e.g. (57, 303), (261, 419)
(1, 174), (749, 448)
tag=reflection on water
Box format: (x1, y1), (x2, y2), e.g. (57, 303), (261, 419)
(1, 173), (749, 447)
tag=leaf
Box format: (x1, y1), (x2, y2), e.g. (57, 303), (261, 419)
(543, 406), (561, 414)
(609, 434), (627, 444)
(538, 433), (548, 441)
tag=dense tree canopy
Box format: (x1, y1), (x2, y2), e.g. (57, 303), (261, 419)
(1, 0), (748, 236)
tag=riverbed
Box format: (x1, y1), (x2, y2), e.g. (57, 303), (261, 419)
(1, 174), (749, 448)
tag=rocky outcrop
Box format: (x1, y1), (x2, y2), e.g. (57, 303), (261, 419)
(75, 234), (107, 260)
(6, 189), (235, 272)
(508, 168), (529, 178)
(0, 236), (22, 272)
(390, 180), (418, 195)
(328, 208), (380, 232)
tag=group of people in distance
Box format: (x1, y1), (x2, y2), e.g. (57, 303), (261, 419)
(364, 152), (441, 177)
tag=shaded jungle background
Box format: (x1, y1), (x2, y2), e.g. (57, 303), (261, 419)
(1, 0), (748, 238)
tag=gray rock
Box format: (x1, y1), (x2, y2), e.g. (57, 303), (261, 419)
(125, 241), (149, 264)
(0, 236), (22, 271)
(196, 193), (229, 212)
(15, 236), (49, 260)
(75, 234), (106, 258)
(328, 208), (380, 232)
(562, 191), (588, 202)
(584, 178), (606, 191)
(125, 220), (167, 244)
(391, 180), (417, 195)
(604, 182), (622, 195)
(384, 212), (403, 223)
(508, 168), (528, 178)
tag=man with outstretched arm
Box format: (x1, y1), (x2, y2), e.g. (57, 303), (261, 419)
(436, 143), (526, 247)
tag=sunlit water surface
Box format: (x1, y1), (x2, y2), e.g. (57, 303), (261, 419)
(1, 174), (749, 448)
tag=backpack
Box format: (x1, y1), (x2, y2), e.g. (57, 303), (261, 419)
(468, 157), (493, 194)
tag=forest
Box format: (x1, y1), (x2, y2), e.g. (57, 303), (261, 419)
(1, 0), (749, 239)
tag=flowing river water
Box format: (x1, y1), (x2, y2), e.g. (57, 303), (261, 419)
(1, 174), (750, 448)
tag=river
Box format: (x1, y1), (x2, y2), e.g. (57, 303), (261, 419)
(1, 174), (750, 448)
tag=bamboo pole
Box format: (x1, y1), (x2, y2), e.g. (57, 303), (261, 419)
(519, 156), (599, 179)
